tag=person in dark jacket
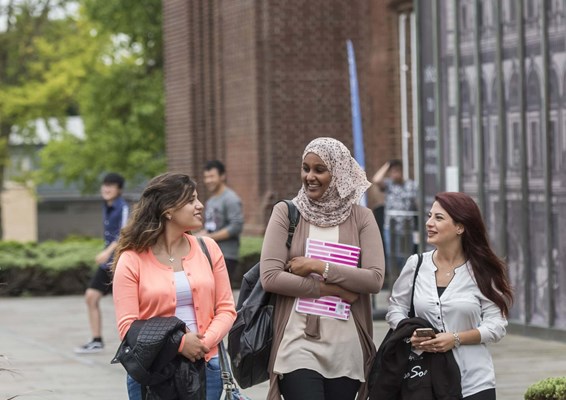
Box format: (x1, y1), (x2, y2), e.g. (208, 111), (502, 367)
(369, 317), (461, 400)
(75, 172), (129, 354)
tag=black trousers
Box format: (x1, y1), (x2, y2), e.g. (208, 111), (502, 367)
(463, 388), (496, 400)
(278, 369), (360, 400)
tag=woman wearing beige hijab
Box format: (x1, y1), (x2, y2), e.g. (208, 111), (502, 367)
(260, 137), (386, 400)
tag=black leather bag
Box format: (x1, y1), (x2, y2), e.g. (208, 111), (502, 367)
(367, 253), (423, 396)
(227, 200), (299, 389)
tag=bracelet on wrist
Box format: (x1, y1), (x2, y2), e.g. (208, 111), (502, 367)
(322, 262), (330, 282)
(452, 332), (461, 348)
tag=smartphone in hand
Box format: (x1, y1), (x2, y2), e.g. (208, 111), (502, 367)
(415, 328), (436, 338)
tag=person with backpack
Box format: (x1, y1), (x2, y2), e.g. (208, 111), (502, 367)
(111, 172), (236, 400)
(260, 137), (386, 400)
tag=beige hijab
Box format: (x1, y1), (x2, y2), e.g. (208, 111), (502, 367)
(293, 137), (371, 227)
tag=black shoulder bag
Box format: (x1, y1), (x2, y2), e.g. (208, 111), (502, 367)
(227, 200), (299, 389)
(367, 253), (423, 395)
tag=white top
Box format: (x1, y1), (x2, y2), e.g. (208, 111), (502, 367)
(174, 271), (198, 333)
(386, 251), (508, 398)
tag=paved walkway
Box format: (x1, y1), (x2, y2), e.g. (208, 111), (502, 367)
(1, 294), (565, 399)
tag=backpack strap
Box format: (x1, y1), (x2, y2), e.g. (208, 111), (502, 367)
(201, 200), (299, 268)
(278, 200), (299, 249)
(408, 253), (423, 318)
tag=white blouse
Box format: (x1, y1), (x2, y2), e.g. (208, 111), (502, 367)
(386, 251), (508, 398)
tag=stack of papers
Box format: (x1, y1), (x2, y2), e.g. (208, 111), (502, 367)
(295, 238), (361, 320)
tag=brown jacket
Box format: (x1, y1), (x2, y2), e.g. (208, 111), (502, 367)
(260, 202), (385, 399)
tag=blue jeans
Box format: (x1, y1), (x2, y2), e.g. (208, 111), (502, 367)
(127, 375), (142, 400)
(126, 356), (222, 400)
(205, 356), (223, 400)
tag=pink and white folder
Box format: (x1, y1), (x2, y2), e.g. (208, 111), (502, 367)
(295, 238), (361, 320)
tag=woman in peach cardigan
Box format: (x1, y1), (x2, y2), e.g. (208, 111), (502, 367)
(112, 172), (236, 400)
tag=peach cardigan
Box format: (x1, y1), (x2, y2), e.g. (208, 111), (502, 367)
(113, 234), (236, 361)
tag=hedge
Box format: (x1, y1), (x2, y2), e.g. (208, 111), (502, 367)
(0, 236), (263, 296)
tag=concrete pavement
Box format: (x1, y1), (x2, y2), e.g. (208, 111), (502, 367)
(1, 294), (565, 399)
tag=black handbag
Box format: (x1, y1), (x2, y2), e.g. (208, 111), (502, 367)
(227, 200), (299, 389)
(367, 253), (423, 396)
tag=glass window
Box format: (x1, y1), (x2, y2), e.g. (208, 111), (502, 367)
(530, 120), (541, 168)
(508, 66), (519, 108)
(527, 68), (541, 109)
(508, 0), (516, 21)
(509, 121), (520, 168)
(550, 67), (560, 105)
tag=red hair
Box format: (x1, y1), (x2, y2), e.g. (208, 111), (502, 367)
(435, 192), (513, 316)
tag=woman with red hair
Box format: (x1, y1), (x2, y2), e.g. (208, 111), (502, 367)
(387, 192), (513, 400)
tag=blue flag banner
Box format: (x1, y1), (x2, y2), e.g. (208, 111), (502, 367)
(347, 40), (367, 207)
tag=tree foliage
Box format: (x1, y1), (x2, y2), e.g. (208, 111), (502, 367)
(36, 0), (165, 192)
(0, 0), (85, 237)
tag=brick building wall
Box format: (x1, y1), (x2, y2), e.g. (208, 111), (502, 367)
(163, 0), (408, 234)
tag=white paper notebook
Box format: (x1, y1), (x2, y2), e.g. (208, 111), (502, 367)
(295, 238), (361, 320)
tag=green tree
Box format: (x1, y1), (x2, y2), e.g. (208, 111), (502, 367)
(0, 0), (84, 238)
(36, 0), (165, 192)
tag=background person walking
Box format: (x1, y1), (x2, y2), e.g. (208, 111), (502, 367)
(199, 160), (244, 285)
(75, 172), (129, 354)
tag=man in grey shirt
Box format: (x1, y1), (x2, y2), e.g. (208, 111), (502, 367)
(200, 160), (244, 284)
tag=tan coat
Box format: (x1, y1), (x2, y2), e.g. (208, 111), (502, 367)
(260, 202), (386, 399)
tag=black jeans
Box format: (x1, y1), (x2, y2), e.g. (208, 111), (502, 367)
(463, 388), (496, 400)
(278, 369), (360, 400)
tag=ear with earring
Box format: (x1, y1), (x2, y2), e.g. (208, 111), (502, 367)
(166, 214), (172, 221)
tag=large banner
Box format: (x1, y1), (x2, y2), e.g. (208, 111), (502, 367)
(418, 0), (566, 330)
(418, 0), (440, 208)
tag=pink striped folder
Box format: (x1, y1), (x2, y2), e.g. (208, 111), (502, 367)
(295, 238), (361, 320)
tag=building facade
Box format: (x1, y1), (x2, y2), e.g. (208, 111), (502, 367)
(418, 0), (566, 337)
(163, 0), (566, 337)
(163, 0), (408, 233)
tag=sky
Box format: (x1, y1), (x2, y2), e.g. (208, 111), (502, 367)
(0, 0), (79, 32)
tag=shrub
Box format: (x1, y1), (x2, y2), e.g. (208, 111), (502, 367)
(239, 236), (263, 259)
(232, 236), (263, 288)
(524, 377), (566, 400)
(0, 236), (264, 295)
(0, 239), (100, 296)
